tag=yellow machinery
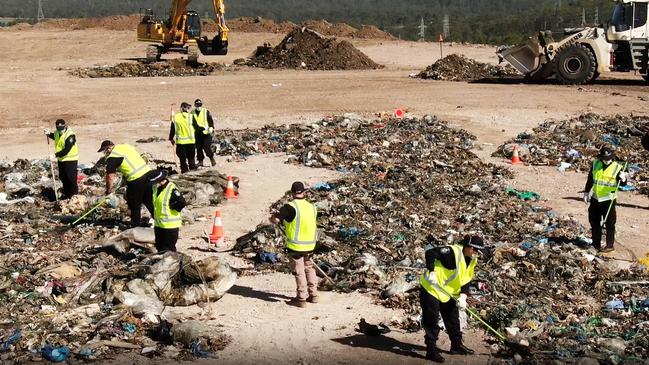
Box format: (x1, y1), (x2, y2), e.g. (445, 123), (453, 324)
(137, 0), (229, 62)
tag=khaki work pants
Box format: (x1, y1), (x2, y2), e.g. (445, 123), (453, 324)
(289, 252), (319, 301)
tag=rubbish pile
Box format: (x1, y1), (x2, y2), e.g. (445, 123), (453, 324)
(67, 60), (230, 78)
(247, 27), (382, 70)
(214, 115), (649, 363)
(417, 54), (518, 81)
(0, 159), (238, 361)
(494, 113), (649, 193)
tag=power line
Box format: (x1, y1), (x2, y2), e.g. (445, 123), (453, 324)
(37, 0), (45, 22)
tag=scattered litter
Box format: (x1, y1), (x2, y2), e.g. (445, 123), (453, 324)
(417, 54), (518, 81)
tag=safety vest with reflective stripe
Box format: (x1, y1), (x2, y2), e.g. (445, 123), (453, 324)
(173, 112), (195, 144)
(194, 108), (210, 135)
(420, 245), (478, 303)
(153, 182), (182, 229)
(54, 128), (79, 162)
(284, 199), (317, 252)
(592, 160), (623, 202)
(108, 144), (152, 182)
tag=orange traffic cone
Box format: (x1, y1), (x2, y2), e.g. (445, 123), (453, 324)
(511, 145), (522, 164)
(225, 176), (237, 200)
(394, 108), (405, 119)
(209, 211), (225, 246)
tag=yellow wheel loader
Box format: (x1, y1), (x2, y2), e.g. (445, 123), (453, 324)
(137, 0), (229, 63)
(498, 0), (649, 84)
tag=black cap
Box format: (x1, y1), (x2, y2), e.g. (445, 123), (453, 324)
(194, 99), (202, 107)
(97, 140), (114, 153)
(291, 181), (306, 194)
(460, 235), (485, 250)
(148, 170), (168, 184)
(181, 102), (191, 109)
(599, 147), (615, 160)
(55, 119), (66, 126)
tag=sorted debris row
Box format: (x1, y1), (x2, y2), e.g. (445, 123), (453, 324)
(494, 113), (649, 194)
(247, 27), (382, 70)
(417, 54), (518, 81)
(212, 115), (649, 363)
(0, 159), (238, 361)
(67, 60), (230, 78)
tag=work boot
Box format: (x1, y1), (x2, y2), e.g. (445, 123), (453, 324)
(450, 342), (474, 355)
(286, 298), (306, 308)
(210, 157), (217, 167)
(426, 348), (445, 363)
(600, 246), (615, 253)
(307, 295), (319, 303)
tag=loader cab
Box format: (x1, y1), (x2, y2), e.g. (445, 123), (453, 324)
(184, 11), (202, 39)
(608, 0), (648, 40)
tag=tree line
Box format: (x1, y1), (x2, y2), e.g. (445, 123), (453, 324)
(1, 0), (616, 44)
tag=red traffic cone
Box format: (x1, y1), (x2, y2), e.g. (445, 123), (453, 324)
(511, 145), (522, 164)
(225, 176), (237, 200)
(209, 211), (225, 246)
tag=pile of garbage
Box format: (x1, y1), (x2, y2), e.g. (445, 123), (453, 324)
(417, 54), (518, 81)
(68, 60), (230, 78)
(247, 27), (382, 70)
(0, 159), (239, 361)
(213, 115), (649, 363)
(494, 113), (649, 193)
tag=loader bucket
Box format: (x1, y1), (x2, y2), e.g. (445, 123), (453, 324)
(197, 36), (228, 56)
(498, 37), (544, 76)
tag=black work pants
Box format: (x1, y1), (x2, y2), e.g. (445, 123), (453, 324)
(589, 199), (616, 249)
(57, 160), (78, 199)
(175, 144), (196, 173)
(420, 287), (462, 351)
(195, 133), (214, 164)
(154, 227), (178, 252)
(125, 173), (154, 226)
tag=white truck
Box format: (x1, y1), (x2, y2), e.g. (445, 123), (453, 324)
(498, 0), (648, 84)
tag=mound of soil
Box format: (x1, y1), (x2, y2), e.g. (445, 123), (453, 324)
(223, 16), (296, 33)
(247, 27), (381, 70)
(68, 59), (228, 78)
(33, 15), (140, 31)
(417, 54), (518, 81)
(352, 25), (395, 40)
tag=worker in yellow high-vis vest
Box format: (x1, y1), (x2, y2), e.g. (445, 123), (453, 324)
(270, 181), (318, 308)
(45, 119), (79, 199)
(169, 102), (197, 173)
(191, 99), (217, 167)
(149, 170), (186, 252)
(582, 147), (627, 253)
(98, 140), (155, 228)
(419, 235), (484, 363)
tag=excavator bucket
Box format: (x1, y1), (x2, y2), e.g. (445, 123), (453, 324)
(197, 36), (228, 56)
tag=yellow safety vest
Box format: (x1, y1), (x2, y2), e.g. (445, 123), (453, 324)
(420, 245), (477, 303)
(54, 128), (79, 162)
(173, 112), (195, 145)
(592, 160), (623, 202)
(194, 108), (210, 135)
(284, 199), (317, 252)
(108, 144), (152, 182)
(153, 182), (182, 229)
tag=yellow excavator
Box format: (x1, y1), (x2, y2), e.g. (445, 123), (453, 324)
(137, 0), (229, 62)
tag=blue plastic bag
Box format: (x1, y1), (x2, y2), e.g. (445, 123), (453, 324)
(42, 345), (70, 362)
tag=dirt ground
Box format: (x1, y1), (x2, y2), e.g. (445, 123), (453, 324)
(1, 28), (648, 364)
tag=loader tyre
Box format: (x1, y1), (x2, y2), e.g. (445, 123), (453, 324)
(554, 44), (596, 85)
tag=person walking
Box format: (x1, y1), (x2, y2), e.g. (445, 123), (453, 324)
(98, 140), (155, 227)
(170, 102), (197, 173)
(149, 170), (186, 252)
(192, 99), (217, 167)
(270, 182), (319, 308)
(419, 235), (484, 363)
(45, 119), (79, 199)
(583, 147), (627, 253)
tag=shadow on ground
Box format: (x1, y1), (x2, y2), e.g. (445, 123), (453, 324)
(332, 334), (426, 359)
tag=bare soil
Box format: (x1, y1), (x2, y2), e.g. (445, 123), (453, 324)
(1, 27), (648, 364)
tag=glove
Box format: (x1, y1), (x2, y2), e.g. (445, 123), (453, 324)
(582, 192), (590, 204)
(49, 154), (56, 160)
(457, 293), (468, 310)
(619, 171), (627, 182)
(43, 129), (51, 135)
(208, 127), (214, 134)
